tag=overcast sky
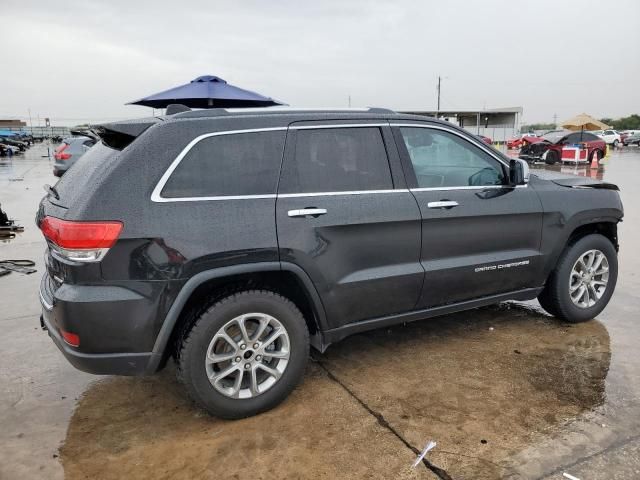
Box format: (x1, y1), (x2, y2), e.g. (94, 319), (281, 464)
(1, 0), (639, 126)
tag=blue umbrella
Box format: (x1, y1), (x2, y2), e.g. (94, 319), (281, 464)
(128, 75), (284, 109)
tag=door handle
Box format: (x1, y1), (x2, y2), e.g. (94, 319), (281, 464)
(427, 200), (459, 209)
(287, 208), (328, 218)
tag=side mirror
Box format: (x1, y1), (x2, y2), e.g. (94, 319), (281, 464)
(509, 159), (529, 185)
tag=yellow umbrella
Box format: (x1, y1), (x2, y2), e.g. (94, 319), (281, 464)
(561, 113), (610, 132)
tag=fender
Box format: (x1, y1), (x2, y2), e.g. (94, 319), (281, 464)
(542, 212), (621, 280)
(145, 261), (328, 373)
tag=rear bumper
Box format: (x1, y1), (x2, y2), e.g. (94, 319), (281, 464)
(40, 310), (155, 375)
(52, 164), (68, 177)
(39, 274), (164, 375)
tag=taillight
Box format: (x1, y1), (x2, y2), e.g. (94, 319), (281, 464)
(54, 144), (71, 160)
(40, 216), (123, 262)
(60, 329), (80, 347)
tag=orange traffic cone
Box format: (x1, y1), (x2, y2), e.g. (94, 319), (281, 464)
(590, 150), (600, 169)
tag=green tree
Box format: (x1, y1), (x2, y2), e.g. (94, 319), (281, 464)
(521, 123), (556, 132)
(600, 115), (640, 130)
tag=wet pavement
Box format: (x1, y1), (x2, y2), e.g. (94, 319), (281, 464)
(1, 144), (639, 479)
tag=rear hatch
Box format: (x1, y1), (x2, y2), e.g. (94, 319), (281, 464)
(37, 117), (161, 298)
(42, 117), (161, 210)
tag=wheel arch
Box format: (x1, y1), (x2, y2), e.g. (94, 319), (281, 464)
(567, 221), (619, 251)
(146, 262), (328, 373)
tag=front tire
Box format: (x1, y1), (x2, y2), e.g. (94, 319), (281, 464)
(177, 290), (309, 419)
(538, 234), (618, 323)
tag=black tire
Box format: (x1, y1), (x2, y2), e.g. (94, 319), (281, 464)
(612, 140), (619, 148)
(177, 290), (309, 419)
(538, 234), (618, 323)
(545, 150), (559, 165)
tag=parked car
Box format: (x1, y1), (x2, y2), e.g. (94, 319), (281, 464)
(519, 131), (605, 164)
(53, 135), (96, 176)
(476, 134), (493, 145)
(592, 129), (621, 147)
(620, 130), (640, 144)
(622, 132), (640, 146)
(0, 136), (27, 152)
(37, 107), (623, 419)
(0, 143), (11, 157)
(507, 134), (538, 149)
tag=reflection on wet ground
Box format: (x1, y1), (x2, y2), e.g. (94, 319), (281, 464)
(59, 304), (614, 480)
(1, 144), (640, 479)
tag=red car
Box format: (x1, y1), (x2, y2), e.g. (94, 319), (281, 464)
(507, 135), (540, 149)
(519, 131), (606, 164)
(476, 134), (493, 145)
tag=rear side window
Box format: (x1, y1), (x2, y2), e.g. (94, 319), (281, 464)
(279, 127), (393, 193)
(161, 131), (285, 198)
(567, 132), (598, 143)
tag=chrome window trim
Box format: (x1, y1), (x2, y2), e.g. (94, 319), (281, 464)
(151, 127), (288, 203)
(152, 122), (525, 203)
(410, 185), (527, 192)
(411, 185), (501, 192)
(279, 189), (408, 198)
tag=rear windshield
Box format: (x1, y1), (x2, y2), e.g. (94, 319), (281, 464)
(51, 142), (119, 207)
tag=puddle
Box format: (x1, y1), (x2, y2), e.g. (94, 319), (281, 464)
(56, 303), (617, 479)
(2, 145), (640, 479)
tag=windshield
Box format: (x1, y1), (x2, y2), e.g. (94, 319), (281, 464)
(541, 131), (566, 142)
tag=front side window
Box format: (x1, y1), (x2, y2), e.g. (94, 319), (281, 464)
(161, 131), (285, 198)
(400, 127), (506, 188)
(279, 127), (393, 193)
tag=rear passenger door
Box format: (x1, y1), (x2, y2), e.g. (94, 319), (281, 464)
(276, 122), (423, 329)
(392, 123), (544, 308)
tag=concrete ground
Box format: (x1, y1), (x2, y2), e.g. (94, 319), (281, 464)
(1, 144), (639, 479)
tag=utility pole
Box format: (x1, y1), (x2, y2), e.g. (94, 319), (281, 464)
(436, 76), (441, 115)
(553, 113), (557, 128)
(28, 108), (33, 134)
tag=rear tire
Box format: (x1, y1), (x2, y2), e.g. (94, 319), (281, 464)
(545, 150), (559, 165)
(612, 140), (619, 148)
(538, 234), (617, 323)
(177, 290), (309, 419)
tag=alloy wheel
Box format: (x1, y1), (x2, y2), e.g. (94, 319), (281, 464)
(205, 313), (290, 399)
(569, 249), (610, 308)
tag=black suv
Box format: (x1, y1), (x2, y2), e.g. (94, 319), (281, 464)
(37, 108), (623, 418)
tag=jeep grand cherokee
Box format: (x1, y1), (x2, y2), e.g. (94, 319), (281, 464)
(37, 107), (623, 418)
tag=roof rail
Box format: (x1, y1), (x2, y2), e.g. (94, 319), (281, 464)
(223, 106), (396, 114)
(172, 106), (397, 119)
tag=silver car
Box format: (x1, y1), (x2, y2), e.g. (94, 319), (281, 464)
(53, 135), (96, 177)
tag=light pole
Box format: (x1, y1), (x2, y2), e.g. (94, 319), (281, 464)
(436, 76), (441, 115)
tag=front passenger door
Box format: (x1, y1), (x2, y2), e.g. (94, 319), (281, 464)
(393, 124), (544, 308)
